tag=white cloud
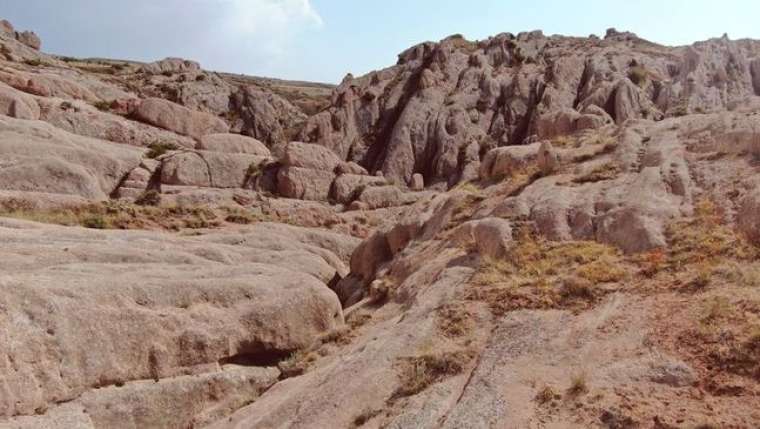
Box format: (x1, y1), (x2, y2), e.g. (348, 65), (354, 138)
(215, 0), (323, 56)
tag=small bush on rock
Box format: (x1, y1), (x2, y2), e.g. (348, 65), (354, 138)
(145, 141), (179, 159)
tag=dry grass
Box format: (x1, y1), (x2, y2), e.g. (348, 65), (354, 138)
(392, 349), (474, 399)
(278, 349), (319, 379)
(567, 372), (589, 396)
(436, 304), (475, 338)
(535, 384), (558, 404)
(468, 230), (627, 315)
(0, 200), (256, 231)
(667, 199), (756, 270)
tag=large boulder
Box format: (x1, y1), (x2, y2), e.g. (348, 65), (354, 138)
(277, 167), (335, 201)
(160, 150), (267, 188)
(479, 143), (542, 180)
(197, 133), (271, 156)
(0, 70), (98, 102)
(0, 116), (143, 200)
(281, 141), (342, 172)
(331, 174), (387, 204)
(133, 97), (229, 140)
(0, 82), (40, 119)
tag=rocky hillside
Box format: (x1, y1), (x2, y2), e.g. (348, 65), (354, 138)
(1, 18), (759, 429)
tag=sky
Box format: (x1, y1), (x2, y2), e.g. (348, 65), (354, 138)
(2, 0), (759, 83)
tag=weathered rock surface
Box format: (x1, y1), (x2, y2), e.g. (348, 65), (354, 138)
(197, 133), (271, 155)
(302, 32), (760, 187)
(0, 116), (143, 200)
(0, 218), (356, 426)
(133, 97), (229, 139)
(141, 57), (201, 75)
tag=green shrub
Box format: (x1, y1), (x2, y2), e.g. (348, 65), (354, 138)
(145, 142), (179, 159)
(93, 100), (112, 112)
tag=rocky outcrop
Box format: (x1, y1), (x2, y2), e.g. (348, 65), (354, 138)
(0, 218), (354, 426)
(0, 116), (143, 200)
(133, 97), (229, 139)
(0, 19), (41, 50)
(197, 133), (271, 155)
(302, 32), (760, 187)
(229, 86), (308, 146)
(141, 57), (201, 74)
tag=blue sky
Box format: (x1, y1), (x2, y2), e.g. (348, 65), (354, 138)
(2, 0), (758, 83)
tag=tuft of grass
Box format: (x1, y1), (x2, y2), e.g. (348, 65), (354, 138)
(436, 304), (475, 338)
(278, 349), (318, 379)
(23, 59), (43, 67)
(551, 135), (578, 148)
(222, 207), (258, 225)
(567, 372), (588, 396)
(393, 349), (474, 398)
(145, 141), (179, 159)
(535, 385), (558, 404)
(699, 296), (734, 324)
(93, 100), (112, 112)
(134, 190), (161, 207)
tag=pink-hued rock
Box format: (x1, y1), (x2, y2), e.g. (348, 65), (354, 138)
(141, 57), (201, 74)
(0, 82), (39, 119)
(0, 115), (143, 200)
(281, 141), (342, 171)
(0, 70), (98, 102)
(331, 174), (387, 204)
(133, 97), (229, 139)
(277, 166), (336, 201)
(197, 133), (270, 155)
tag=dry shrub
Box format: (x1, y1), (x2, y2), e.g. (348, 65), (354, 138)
(535, 384), (558, 404)
(393, 349), (474, 398)
(0, 201), (221, 231)
(436, 304), (475, 338)
(668, 198), (755, 269)
(567, 372), (589, 396)
(469, 229), (626, 315)
(278, 349), (318, 379)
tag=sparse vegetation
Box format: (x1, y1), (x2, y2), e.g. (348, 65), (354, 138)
(93, 100), (112, 111)
(23, 58), (43, 67)
(535, 385), (558, 404)
(392, 349), (474, 398)
(469, 230), (626, 315)
(145, 141), (179, 158)
(222, 206), (258, 224)
(567, 372), (588, 396)
(279, 349), (318, 379)
(134, 190), (161, 207)
(0, 200), (222, 231)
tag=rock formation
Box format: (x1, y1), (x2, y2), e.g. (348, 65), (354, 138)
(1, 17), (760, 429)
